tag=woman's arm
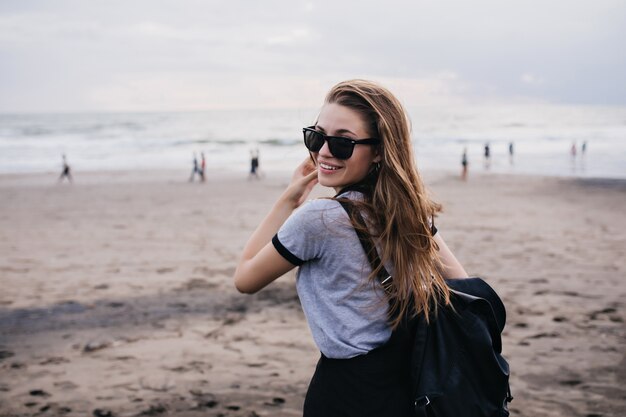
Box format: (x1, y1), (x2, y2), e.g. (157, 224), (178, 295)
(434, 233), (469, 279)
(234, 159), (318, 293)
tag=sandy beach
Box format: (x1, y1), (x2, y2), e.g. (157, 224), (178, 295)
(0, 168), (625, 417)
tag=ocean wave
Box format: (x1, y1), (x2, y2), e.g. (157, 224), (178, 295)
(259, 138), (299, 146)
(1, 107), (625, 178)
(170, 138), (299, 147)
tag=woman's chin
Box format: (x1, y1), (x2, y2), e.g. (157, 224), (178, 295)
(317, 174), (340, 189)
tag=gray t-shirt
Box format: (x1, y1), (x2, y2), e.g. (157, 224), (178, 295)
(272, 191), (392, 359)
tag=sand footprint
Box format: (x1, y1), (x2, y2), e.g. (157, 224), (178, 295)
(0, 350), (14, 361)
(39, 357), (70, 365)
(588, 306), (622, 322)
(264, 397), (286, 407)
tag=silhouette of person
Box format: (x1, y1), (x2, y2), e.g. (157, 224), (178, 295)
(254, 149), (261, 177)
(58, 154), (73, 183)
(461, 148), (468, 181)
(200, 152), (206, 182)
(484, 142), (491, 169)
(508, 142), (514, 165)
(581, 141), (587, 156)
(570, 142), (578, 173)
(248, 149), (260, 180)
(189, 153), (200, 182)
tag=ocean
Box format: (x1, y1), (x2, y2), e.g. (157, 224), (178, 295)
(1, 103), (625, 179)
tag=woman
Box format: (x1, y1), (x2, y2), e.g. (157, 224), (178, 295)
(234, 79), (468, 416)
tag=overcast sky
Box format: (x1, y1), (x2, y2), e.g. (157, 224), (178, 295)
(1, 0), (625, 112)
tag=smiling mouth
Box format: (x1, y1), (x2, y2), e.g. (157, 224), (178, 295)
(319, 162), (341, 171)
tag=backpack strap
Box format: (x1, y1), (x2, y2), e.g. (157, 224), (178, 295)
(337, 199), (393, 294)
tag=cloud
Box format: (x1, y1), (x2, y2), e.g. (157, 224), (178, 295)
(86, 72), (327, 111)
(0, 12), (105, 44)
(83, 70), (470, 112)
(128, 21), (203, 42)
(0, 0), (625, 111)
(521, 73), (544, 86)
(266, 28), (314, 46)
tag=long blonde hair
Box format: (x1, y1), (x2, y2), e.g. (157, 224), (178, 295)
(326, 79), (450, 328)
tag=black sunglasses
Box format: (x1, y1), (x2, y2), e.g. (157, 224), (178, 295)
(302, 127), (380, 160)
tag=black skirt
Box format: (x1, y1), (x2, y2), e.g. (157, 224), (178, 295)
(303, 332), (413, 417)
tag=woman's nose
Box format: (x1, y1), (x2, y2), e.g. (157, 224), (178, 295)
(318, 139), (333, 157)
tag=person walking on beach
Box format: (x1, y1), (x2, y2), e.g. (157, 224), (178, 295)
(461, 147), (468, 181)
(189, 153), (200, 182)
(234, 80), (468, 416)
(58, 154), (73, 183)
(200, 152), (206, 182)
(248, 149), (260, 180)
(484, 142), (491, 169)
(508, 142), (514, 165)
(570, 142), (578, 173)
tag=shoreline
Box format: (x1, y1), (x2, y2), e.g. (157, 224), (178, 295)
(2, 166), (626, 189)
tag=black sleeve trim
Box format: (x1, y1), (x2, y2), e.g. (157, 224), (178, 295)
(272, 234), (304, 266)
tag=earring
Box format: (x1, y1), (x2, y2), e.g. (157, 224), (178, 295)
(374, 162), (381, 172)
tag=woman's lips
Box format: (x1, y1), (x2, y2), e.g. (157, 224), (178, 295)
(318, 161), (341, 172)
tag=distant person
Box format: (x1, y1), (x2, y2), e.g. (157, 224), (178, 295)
(200, 152), (206, 182)
(58, 154), (73, 183)
(508, 142), (514, 165)
(461, 147), (468, 181)
(189, 153), (200, 182)
(248, 149), (260, 180)
(570, 142), (578, 173)
(581, 141), (587, 156)
(484, 142), (491, 169)
(253, 148), (262, 177)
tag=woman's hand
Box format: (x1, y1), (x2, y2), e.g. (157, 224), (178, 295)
(234, 158), (318, 293)
(281, 158), (318, 208)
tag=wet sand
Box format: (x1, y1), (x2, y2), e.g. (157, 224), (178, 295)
(0, 169), (625, 416)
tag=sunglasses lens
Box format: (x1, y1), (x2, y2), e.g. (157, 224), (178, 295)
(304, 130), (324, 152)
(328, 137), (353, 160)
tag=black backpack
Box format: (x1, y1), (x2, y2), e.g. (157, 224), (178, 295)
(339, 200), (513, 417)
(410, 277), (513, 416)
